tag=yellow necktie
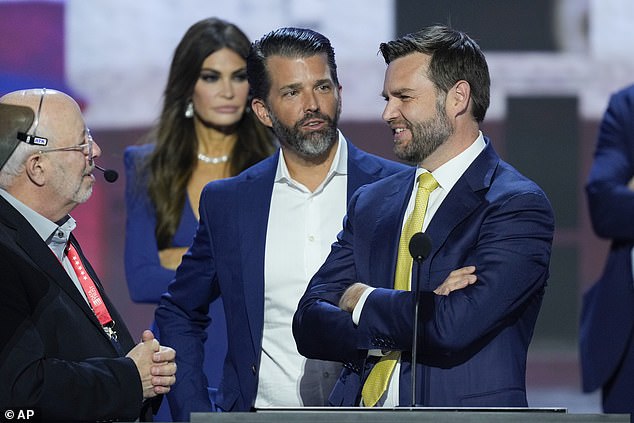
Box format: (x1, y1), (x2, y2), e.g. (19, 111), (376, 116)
(361, 172), (439, 407)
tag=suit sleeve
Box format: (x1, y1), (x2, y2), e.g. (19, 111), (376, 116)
(295, 184), (554, 363)
(363, 190), (554, 352)
(586, 87), (634, 240)
(293, 186), (378, 368)
(123, 147), (176, 303)
(0, 258), (143, 421)
(154, 186), (218, 421)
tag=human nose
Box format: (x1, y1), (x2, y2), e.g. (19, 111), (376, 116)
(304, 91), (319, 113)
(220, 79), (235, 99)
(90, 139), (102, 160)
(382, 99), (398, 123)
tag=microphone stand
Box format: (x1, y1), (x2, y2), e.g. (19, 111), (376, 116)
(408, 232), (431, 407)
(411, 257), (422, 407)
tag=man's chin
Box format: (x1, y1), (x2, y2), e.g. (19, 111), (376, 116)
(393, 143), (411, 160)
(298, 133), (337, 155)
(299, 127), (332, 141)
(393, 146), (423, 164)
(75, 187), (93, 204)
(297, 146), (331, 161)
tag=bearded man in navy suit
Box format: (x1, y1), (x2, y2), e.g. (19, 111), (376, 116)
(155, 27), (408, 419)
(293, 25), (554, 408)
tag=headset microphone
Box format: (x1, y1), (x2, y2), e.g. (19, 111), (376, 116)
(94, 165), (119, 183)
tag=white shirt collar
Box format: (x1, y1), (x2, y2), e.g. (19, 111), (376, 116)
(417, 131), (487, 191)
(0, 188), (76, 256)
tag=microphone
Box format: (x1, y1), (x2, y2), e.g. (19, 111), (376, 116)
(408, 232), (432, 407)
(409, 232), (432, 262)
(94, 165), (119, 183)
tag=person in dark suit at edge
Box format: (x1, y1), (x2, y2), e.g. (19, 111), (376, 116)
(155, 27), (408, 418)
(0, 88), (176, 422)
(293, 25), (554, 408)
(580, 83), (634, 414)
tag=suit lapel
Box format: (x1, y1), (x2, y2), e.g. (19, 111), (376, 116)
(17, 230), (90, 313)
(369, 169), (417, 288)
(3, 203), (112, 342)
(347, 141), (410, 288)
(346, 142), (371, 202)
(424, 141), (499, 287)
(346, 141), (384, 201)
(238, 154), (277, 357)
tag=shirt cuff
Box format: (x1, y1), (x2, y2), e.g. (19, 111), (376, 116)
(351, 286), (375, 325)
(351, 287), (388, 357)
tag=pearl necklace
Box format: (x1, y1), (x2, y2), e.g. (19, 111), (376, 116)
(197, 153), (230, 164)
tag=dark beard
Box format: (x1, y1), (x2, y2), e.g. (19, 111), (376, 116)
(269, 104), (341, 161)
(394, 96), (454, 164)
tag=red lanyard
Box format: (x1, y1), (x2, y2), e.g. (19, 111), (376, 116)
(66, 243), (113, 327)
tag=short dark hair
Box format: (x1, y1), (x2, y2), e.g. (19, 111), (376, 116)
(380, 25), (490, 122)
(247, 27), (339, 101)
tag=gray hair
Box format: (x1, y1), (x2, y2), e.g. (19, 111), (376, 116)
(0, 142), (40, 189)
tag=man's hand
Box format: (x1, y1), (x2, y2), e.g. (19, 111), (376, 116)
(338, 266), (476, 312)
(126, 330), (177, 398)
(434, 266), (477, 296)
(339, 282), (370, 312)
(150, 337), (177, 395)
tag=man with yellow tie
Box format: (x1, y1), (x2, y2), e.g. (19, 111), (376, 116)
(293, 25), (554, 408)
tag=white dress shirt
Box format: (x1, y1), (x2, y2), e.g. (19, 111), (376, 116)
(255, 132), (348, 407)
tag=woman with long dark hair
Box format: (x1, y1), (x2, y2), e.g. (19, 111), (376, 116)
(124, 17), (275, 420)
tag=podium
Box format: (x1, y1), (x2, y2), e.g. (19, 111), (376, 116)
(190, 407), (631, 423)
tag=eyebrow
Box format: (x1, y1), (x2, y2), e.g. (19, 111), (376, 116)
(382, 87), (415, 99)
(200, 66), (247, 74)
(280, 78), (333, 92)
(314, 79), (332, 87)
(279, 82), (303, 92)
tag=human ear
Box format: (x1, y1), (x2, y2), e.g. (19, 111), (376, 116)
(251, 98), (273, 127)
(450, 80), (471, 117)
(24, 154), (46, 187)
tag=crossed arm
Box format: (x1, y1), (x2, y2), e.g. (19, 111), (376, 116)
(338, 266), (477, 312)
(294, 185), (553, 365)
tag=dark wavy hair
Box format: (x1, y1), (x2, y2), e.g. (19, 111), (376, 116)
(146, 17), (275, 248)
(247, 27), (339, 102)
(379, 25), (490, 123)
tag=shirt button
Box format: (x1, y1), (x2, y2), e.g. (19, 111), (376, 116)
(323, 371), (329, 378)
(308, 235), (315, 242)
(57, 231), (64, 238)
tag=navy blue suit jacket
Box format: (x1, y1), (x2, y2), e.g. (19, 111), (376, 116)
(155, 140), (407, 418)
(293, 140), (554, 407)
(580, 84), (634, 413)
